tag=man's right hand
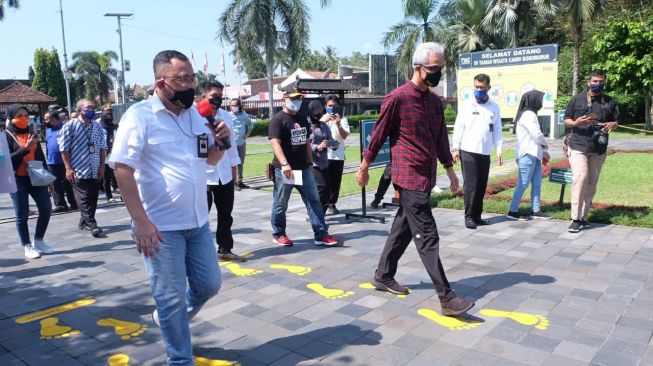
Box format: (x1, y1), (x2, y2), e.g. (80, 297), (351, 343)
(133, 218), (164, 257)
(575, 115), (592, 126)
(282, 164), (293, 179)
(452, 150), (460, 164)
(65, 168), (76, 184)
(356, 168), (369, 187)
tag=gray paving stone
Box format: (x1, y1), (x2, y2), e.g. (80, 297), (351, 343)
(518, 334), (561, 353)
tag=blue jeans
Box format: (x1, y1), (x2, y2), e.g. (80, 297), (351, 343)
(10, 175), (52, 245)
(141, 222), (221, 366)
(270, 167), (328, 240)
(509, 154), (542, 213)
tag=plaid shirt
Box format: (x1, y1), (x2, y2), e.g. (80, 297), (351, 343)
(364, 81), (454, 192)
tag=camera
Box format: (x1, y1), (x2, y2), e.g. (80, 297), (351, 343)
(592, 129), (608, 145)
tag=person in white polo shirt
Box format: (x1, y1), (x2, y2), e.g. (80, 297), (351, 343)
(452, 73), (503, 229)
(109, 50), (230, 366)
(202, 81), (246, 262)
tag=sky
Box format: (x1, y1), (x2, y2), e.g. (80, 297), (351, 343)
(1, 0), (405, 88)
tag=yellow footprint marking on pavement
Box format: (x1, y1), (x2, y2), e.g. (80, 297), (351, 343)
(240, 252), (254, 259)
(270, 264), (312, 276)
(480, 309), (550, 330)
(97, 318), (148, 340)
(307, 283), (354, 299)
(417, 309), (481, 331)
(107, 354), (130, 366)
(221, 263), (262, 276)
(194, 356), (241, 366)
(16, 298), (96, 324)
(40, 317), (81, 339)
(358, 282), (408, 298)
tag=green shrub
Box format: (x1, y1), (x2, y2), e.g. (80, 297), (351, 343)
(612, 94), (645, 124)
(444, 105), (456, 125)
(251, 119), (271, 136)
(555, 95), (572, 111)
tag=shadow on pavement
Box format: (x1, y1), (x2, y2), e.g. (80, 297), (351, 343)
(193, 324), (381, 365)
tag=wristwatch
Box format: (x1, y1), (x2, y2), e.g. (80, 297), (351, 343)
(281, 160), (289, 166)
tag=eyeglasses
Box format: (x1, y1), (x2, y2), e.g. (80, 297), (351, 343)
(162, 76), (197, 84)
(420, 64), (443, 73)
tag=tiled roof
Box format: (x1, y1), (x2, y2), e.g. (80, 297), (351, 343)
(0, 82), (57, 104)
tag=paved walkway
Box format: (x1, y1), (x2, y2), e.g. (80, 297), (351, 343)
(1, 139), (652, 366)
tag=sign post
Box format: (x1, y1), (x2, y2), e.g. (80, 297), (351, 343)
(345, 120), (390, 223)
(549, 168), (573, 206)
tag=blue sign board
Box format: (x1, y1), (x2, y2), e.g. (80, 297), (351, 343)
(458, 44), (558, 69)
(361, 120), (390, 167)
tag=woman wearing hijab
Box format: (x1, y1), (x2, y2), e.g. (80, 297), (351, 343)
(506, 90), (551, 220)
(4, 104), (55, 259)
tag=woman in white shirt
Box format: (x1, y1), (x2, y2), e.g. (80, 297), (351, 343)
(507, 90), (550, 220)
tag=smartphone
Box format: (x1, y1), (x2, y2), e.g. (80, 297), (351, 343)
(586, 112), (599, 120)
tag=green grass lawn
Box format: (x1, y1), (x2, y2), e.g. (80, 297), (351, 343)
(432, 152), (653, 228)
(609, 123), (653, 139)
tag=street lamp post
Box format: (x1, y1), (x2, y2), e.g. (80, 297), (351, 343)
(58, 0), (72, 113)
(104, 12), (132, 105)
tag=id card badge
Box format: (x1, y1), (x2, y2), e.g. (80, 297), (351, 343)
(489, 123), (494, 132)
(88, 143), (95, 154)
(197, 134), (209, 158)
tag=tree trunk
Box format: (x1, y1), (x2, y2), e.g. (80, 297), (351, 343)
(571, 24), (582, 96)
(646, 91), (652, 130)
(265, 45), (275, 119)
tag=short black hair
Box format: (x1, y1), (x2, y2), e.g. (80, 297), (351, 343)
(474, 73), (491, 85)
(153, 50), (190, 76)
(205, 81), (224, 91)
(324, 94), (339, 104)
(589, 69), (607, 79)
(49, 111), (60, 121)
(230, 98), (242, 108)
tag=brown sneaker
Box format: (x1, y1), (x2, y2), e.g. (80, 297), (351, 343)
(218, 251), (247, 262)
(371, 277), (410, 295)
(440, 296), (475, 316)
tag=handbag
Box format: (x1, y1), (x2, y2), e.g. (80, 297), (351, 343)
(27, 160), (56, 186)
(5, 130), (56, 186)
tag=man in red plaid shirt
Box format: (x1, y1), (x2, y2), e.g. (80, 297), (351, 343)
(357, 42), (474, 316)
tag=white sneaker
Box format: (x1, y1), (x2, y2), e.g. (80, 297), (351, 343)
(24, 245), (41, 259)
(33, 238), (55, 254)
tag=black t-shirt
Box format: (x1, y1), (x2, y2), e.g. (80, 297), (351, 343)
(564, 91), (619, 153)
(268, 111), (309, 169)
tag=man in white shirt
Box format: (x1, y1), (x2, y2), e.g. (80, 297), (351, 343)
(109, 50), (230, 365)
(202, 81), (246, 262)
(452, 73), (503, 229)
(322, 94), (350, 215)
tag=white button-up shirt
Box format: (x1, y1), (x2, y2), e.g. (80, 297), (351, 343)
(207, 109), (240, 185)
(108, 93), (216, 231)
(452, 99), (503, 156)
(515, 110), (548, 160)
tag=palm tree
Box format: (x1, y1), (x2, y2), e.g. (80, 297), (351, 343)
(219, 0), (331, 117)
(0, 0), (19, 21)
(71, 51), (118, 105)
(481, 0), (561, 47)
(565, 0), (604, 94)
(383, 0), (441, 77)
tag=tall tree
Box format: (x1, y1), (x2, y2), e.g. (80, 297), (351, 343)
(219, 0), (329, 117)
(27, 66), (35, 85)
(70, 51), (118, 105)
(0, 0), (19, 21)
(383, 0), (441, 77)
(565, 0), (604, 95)
(46, 49), (67, 105)
(32, 49), (53, 97)
(593, 14), (653, 129)
(482, 0), (561, 48)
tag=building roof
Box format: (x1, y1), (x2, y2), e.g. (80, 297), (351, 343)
(244, 76), (287, 96)
(0, 79), (30, 91)
(0, 82), (57, 104)
(281, 78), (359, 94)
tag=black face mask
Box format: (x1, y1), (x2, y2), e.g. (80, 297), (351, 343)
(168, 86), (195, 109)
(423, 69), (442, 88)
(208, 96), (222, 110)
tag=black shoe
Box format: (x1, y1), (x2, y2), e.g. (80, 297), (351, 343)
(506, 211), (527, 221)
(235, 185), (241, 191)
(87, 223), (103, 237)
(568, 220), (581, 233)
(70, 205), (78, 211)
(441, 296), (475, 316)
(580, 219), (591, 229)
(372, 277), (410, 295)
(531, 211), (551, 219)
(370, 199), (380, 209)
(237, 182), (250, 189)
(474, 218), (489, 226)
(52, 206), (69, 213)
(465, 218), (477, 229)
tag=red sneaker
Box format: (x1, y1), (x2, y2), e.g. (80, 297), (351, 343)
(315, 235), (339, 246)
(273, 235), (293, 246)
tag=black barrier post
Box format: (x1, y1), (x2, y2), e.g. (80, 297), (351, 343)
(345, 123), (386, 223)
(558, 184), (565, 207)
